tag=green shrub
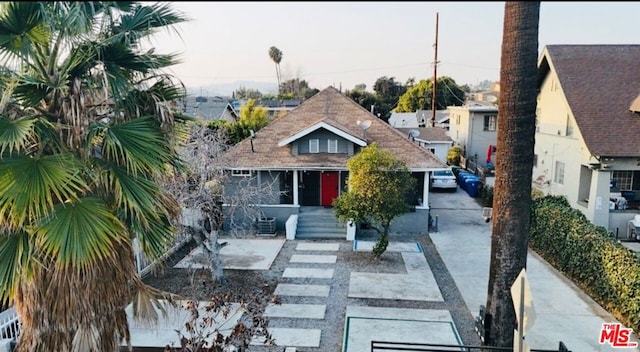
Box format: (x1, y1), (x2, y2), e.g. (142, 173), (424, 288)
(530, 195), (640, 333)
(447, 145), (463, 166)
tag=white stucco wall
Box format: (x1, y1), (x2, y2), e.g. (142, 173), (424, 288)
(533, 68), (617, 229)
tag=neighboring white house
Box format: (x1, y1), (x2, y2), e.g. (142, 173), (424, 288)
(447, 102), (498, 168)
(533, 44), (640, 235)
(389, 110), (449, 129)
(396, 127), (453, 164)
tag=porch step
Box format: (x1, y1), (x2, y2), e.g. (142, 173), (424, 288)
(295, 209), (347, 239)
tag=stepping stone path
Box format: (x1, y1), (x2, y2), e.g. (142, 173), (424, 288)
(252, 241), (341, 349)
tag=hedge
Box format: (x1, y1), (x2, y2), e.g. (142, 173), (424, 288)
(530, 195), (640, 333)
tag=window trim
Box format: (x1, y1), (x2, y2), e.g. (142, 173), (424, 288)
(328, 139), (338, 153)
(309, 139), (319, 153)
(484, 115), (497, 131)
(232, 169), (252, 177)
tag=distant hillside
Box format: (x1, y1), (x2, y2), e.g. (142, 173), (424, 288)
(186, 80), (278, 97)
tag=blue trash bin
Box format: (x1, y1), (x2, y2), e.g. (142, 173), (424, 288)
(457, 172), (475, 191)
(465, 177), (481, 198)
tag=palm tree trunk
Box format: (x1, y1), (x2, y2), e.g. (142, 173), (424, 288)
(484, 1), (539, 347)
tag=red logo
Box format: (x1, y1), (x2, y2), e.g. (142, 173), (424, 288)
(600, 323), (639, 348)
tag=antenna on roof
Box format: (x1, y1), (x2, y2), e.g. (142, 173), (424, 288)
(250, 130), (255, 152)
(408, 129), (420, 141)
(357, 120), (372, 140)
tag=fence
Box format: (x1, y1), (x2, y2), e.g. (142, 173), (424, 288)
(371, 341), (571, 352)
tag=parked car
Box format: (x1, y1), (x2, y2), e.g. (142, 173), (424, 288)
(431, 168), (457, 191)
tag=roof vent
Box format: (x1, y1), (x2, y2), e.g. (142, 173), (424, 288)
(630, 94), (640, 113)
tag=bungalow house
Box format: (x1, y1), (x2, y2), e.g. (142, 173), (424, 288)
(533, 44), (640, 236)
(447, 102), (499, 169)
(219, 86), (447, 237)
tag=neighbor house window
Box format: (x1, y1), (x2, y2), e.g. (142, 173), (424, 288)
(328, 139), (338, 153)
(484, 115), (497, 131)
(232, 169), (251, 177)
(613, 170), (633, 190)
(309, 139), (319, 153)
(566, 114), (574, 137)
(554, 161), (565, 185)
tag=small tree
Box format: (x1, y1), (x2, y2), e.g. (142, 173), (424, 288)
(333, 143), (416, 259)
(447, 145), (463, 166)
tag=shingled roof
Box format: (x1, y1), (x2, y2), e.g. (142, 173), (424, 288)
(538, 45), (640, 157)
(220, 86), (446, 170)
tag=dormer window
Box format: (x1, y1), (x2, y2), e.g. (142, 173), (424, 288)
(309, 139), (319, 153)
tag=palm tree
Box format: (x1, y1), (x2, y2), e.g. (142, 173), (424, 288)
(0, 2), (189, 351)
(484, 1), (540, 347)
(268, 46), (283, 93)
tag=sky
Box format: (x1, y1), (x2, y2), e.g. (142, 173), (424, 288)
(145, 2), (640, 95)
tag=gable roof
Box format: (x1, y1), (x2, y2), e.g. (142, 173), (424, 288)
(221, 86), (446, 170)
(538, 44), (640, 157)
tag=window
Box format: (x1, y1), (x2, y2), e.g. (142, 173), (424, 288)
(427, 148), (436, 154)
(613, 170), (633, 190)
(533, 154), (538, 167)
(309, 139), (319, 153)
(484, 115), (497, 131)
(328, 139), (338, 153)
(566, 114), (574, 137)
(232, 169), (251, 177)
(455, 114), (460, 125)
(554, 161), (565, 185)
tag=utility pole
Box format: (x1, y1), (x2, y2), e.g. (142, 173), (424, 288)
(430, 12), (439, 128)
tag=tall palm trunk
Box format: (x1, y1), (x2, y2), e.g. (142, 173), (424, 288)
(484, 2), (539, 347)
(15, 242), (136, 352)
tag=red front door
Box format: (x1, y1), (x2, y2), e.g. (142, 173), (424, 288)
(321, 172), (339, 206)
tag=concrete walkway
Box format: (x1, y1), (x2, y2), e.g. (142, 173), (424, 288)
(428, 188), (640, 352)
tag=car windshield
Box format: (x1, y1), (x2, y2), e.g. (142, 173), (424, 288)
(433, 169), (454, 177)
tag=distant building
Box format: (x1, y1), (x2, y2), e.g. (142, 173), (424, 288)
(181, 95), (238, 122)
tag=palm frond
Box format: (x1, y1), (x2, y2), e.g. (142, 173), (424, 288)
(0, 114), (37, 155)
(0, 153), (90, 228)
(0, 229), (31, 306)
(35, 195), (127, 268)
(99, 164), (169, 227)
(0, 2), (49, 65)
(114, 2), (188, 44)
(129, 211), (175, 260)
(98, 116), (173, 174)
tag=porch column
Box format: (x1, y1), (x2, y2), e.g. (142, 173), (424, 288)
(587, 169), (611, 229)
(293, 170), (299, 206)
(422, 171), (430, 208)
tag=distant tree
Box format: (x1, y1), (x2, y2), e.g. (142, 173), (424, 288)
(227, 99), (269, 144)
(484, 1), (540, 347)
(353, 83), (367, 92)
(279, 78), (318, 100)
(406, 77), (416, 88)
(268, 46), (283, 93)
(234, 86), (263, 100)
(333, 143), (416, 259)
(396, 76), (466, 113)
(372, 76), (406, 122)
(345, 88), (377, 114)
